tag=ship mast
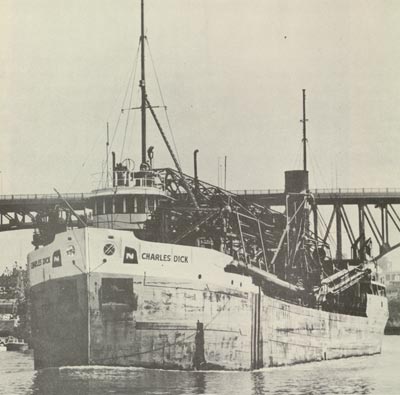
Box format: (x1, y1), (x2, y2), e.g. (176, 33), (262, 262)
(140, 0), (147, 165)
(302, 89), (307, 172)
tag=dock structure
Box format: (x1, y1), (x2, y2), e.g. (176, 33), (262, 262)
(1, 187), (400, 262)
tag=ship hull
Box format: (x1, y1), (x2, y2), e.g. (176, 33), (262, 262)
(28, 228), (388, 370)
(30, 271), (388, 370)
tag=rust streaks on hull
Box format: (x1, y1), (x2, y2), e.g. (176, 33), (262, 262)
(30, 272), (388, 370)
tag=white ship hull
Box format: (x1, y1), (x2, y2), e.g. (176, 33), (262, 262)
(28, 228), (388, 370)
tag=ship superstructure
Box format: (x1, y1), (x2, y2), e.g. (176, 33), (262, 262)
(28, 0), (388, 370)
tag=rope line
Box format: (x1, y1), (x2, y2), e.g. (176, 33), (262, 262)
(119, 42), (141, 162)
(145, 37), (181, 165)
(67, 40), (141, 191)
(308, 143), (329, 189)
(292, 140), (302, 170)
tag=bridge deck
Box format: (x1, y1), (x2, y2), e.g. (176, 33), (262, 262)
(0, 193), (88, 211)
(232, 188), (400, 205)
(0, 188), (399, 210)
(0, 188), (400, 260)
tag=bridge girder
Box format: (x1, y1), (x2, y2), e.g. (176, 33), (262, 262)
(0, 193), (88, 233)
(237, 189), (400, 262)
(0, 188), (400, 262)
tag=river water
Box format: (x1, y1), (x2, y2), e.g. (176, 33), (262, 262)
(1, 336), (400, 395)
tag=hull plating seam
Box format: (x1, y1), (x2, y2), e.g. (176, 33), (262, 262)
(30, 273), (387, 370)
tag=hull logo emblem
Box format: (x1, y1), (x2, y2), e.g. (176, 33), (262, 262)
(52, 250), (62, 267)
(123, 247), (138, 264)
(104, 243), (116, 256)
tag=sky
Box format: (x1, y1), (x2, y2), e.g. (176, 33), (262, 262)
(1, 0), (400, 271)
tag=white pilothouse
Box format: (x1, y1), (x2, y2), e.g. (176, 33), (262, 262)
(90, 155), (170, 232)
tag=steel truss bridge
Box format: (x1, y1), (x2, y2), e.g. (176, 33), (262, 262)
(0, 193), (87, 232)
(2, 188), (400, 261)
(233, 188), (400, 262)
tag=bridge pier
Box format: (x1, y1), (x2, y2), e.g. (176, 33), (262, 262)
(358, 204), (366, 261)
(335, 203), (342, 260)
(312, 205), (318, 241)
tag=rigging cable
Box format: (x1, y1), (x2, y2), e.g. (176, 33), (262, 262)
(308, 142), (329, 189)
(145, 37), (181, 166)
(119, 38), (141, 161)
(96, 39), (141, 189)
(291, 139), (302, 170)
(120, 88), (140, 161)
(109, 38), (141, 154)
(317, 207), (337, 251)
(68, 39), (141, 192)
(96, 166), (105, 191)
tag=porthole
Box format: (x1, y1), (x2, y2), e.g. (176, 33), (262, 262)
(198, 274), (202, 279)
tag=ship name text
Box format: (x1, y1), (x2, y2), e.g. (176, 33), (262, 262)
(141, 252), (189, 263)
(30, 256), (51, 269)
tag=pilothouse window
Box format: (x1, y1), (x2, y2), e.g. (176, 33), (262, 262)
(148, 197), (156, 212)
(115, 196), (124, 214)
(137, 197), (145, 213)
(126, 196), (138, 213)
(105, 197), (113, 214)
(94, 198), (105, 215)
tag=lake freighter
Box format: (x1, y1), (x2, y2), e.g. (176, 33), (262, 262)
(28, 0), (388, 370)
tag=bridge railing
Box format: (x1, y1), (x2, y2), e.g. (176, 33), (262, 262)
(231, 188), (400, 196)
(1, 187), (400, 201)
(0, 193), (90, 201)
(312, 187), (400, 194)
(230, 189), (284, 195)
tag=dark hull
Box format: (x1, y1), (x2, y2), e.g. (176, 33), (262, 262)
(384, 326), (400, 335)
(30, 275), (89, 369)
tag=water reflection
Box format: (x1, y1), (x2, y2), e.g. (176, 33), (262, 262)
(193, 372), (206, 394)
(31, 367), (206, 395)
(22, 338), (400, 395)
(250, 363), (375, 395)
(32, 368), (89, 395)
(29, 361), (376, 395)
